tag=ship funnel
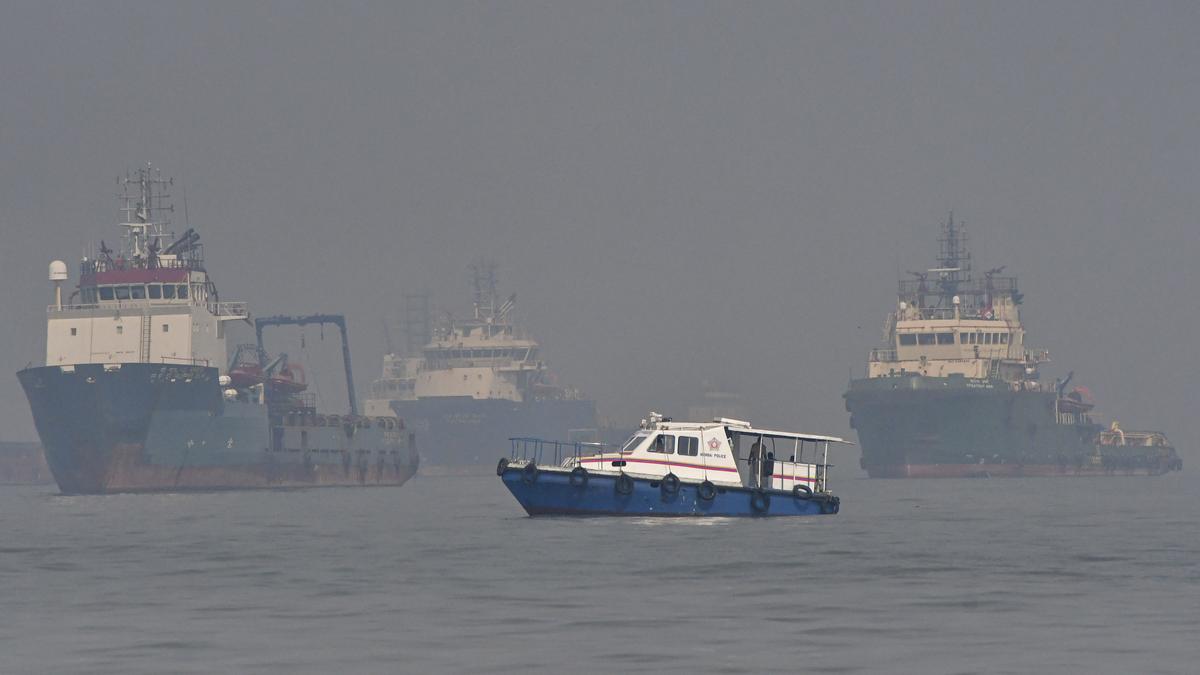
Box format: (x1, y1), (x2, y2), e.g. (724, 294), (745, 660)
(49, 260), (68, 310)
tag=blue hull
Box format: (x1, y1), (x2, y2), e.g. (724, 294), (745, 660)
(500, 466), (839, 517)
(391, 398), (597, 468)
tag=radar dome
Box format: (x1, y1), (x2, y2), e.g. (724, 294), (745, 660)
(49, 260), (68, 281)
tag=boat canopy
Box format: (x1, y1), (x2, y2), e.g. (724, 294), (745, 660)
(729, 426), (853, 445)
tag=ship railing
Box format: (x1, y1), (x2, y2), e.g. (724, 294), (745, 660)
(508, 437), (610, 468)
(159, 355), (212, 366)
(209, 301), (249, 318)
(868, 348), (897, 362)
(48, 300), (229, 314)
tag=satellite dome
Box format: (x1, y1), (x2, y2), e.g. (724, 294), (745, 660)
(49, 260), (68, 281)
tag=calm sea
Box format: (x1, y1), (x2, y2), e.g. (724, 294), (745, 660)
(1, 471), (1196, 674)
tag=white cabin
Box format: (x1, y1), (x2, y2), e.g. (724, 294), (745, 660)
(563, 415), (846, 493)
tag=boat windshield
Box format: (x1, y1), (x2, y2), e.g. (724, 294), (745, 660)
(620, 433), (647, 453)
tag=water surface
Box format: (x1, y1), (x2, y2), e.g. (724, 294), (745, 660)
(1, 472), (1196, 673)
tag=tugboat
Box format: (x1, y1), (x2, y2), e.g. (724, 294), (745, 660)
(497, 413), (847, 516)
(363, 260), (597, 470)
(844, 214), (1182, 478)
(16, 165), (419, 494)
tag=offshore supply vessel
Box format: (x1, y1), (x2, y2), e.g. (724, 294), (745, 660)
(363, 262), (596, 469)
(17, 166), (418, 494)
(844, 215), (1181, 478)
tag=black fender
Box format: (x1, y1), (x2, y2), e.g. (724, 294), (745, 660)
(660, 472), (680, 494)
(615, 473), (635, 495)
(792, 484), (813, 500)
(750, 489), (770, 513)
(697, 480), (716, 501)
(496, 457), (510, 476)
(520, 462), (539, 484)
(569, 466), (589, 487)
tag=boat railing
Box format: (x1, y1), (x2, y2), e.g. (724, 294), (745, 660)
(508, 437), (610, 468)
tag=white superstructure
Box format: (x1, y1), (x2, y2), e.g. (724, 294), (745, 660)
(43, 165), (247, 370)
(865, 214), (1047, 385)
(364, 261), (580, 414)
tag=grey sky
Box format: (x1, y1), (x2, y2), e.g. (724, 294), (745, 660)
(2, 2), (1197, 461)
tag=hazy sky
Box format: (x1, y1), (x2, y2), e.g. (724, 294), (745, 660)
(1, 2), (1197, 460)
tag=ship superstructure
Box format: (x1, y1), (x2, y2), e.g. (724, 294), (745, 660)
(364, 261), (596, 468)
(18, 166), (418, 493)
(844, 215), (1181, 477)
(46, 167), (245, 368)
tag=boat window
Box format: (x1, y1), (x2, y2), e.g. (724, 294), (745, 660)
(148, 284), (162, 299)
(999, 334), (1008, 344)
(620, 435), (643, 452)
(898, 334), (916, 346)
(99, 286), (114, 300)
(648, 434), (675, 454)
(177, 284), (188, 299)
(677, 436), (699, 456)
(959, 333), (968, 344)
(130, 285), (146, 300)
(115, 285), (131, 300)
(162, 284), (176, 299)
(936, 333), (954, 345)
(917, 333), (935, 345)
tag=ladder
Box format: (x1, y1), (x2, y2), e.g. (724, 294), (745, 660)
(140, 314), (152, 362)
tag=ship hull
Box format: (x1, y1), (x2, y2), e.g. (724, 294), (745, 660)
(18, 363), (418, 494)
(386, 397), (597, 470)
(499, 464), (839, 517)
(844, 374), (1181, 478)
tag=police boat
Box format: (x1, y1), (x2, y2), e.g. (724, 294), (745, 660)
(497, 413), (848, 517)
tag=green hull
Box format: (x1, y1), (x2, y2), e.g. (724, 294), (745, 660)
(844, 374), (1181, 478)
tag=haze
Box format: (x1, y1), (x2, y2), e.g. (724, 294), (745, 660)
(1, 1), (1196, 465)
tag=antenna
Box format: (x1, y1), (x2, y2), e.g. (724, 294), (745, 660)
(181, 181), (189, 228)
(118, 163), (175, 259)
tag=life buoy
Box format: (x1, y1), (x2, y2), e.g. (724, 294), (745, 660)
(569, 466), (589, 487)
(660, 472), (680, 494)
(792, 484), (813, 500)
(615, 473), (634, 495)
(697, 480), (716, 501)
(521, 462), (539, 484)
(496, 457), (510, 476)
(750, 489), (770, 513)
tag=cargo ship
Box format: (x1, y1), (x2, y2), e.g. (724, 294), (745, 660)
(844, 214), (1182, 478)
(17, 165), (418, 494)
(363, 261), (596, 470)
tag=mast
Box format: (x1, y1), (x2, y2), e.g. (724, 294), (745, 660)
(933, 211), (971, 301)
(118, 164), (174, 260)
(469, 259), (498, 321)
